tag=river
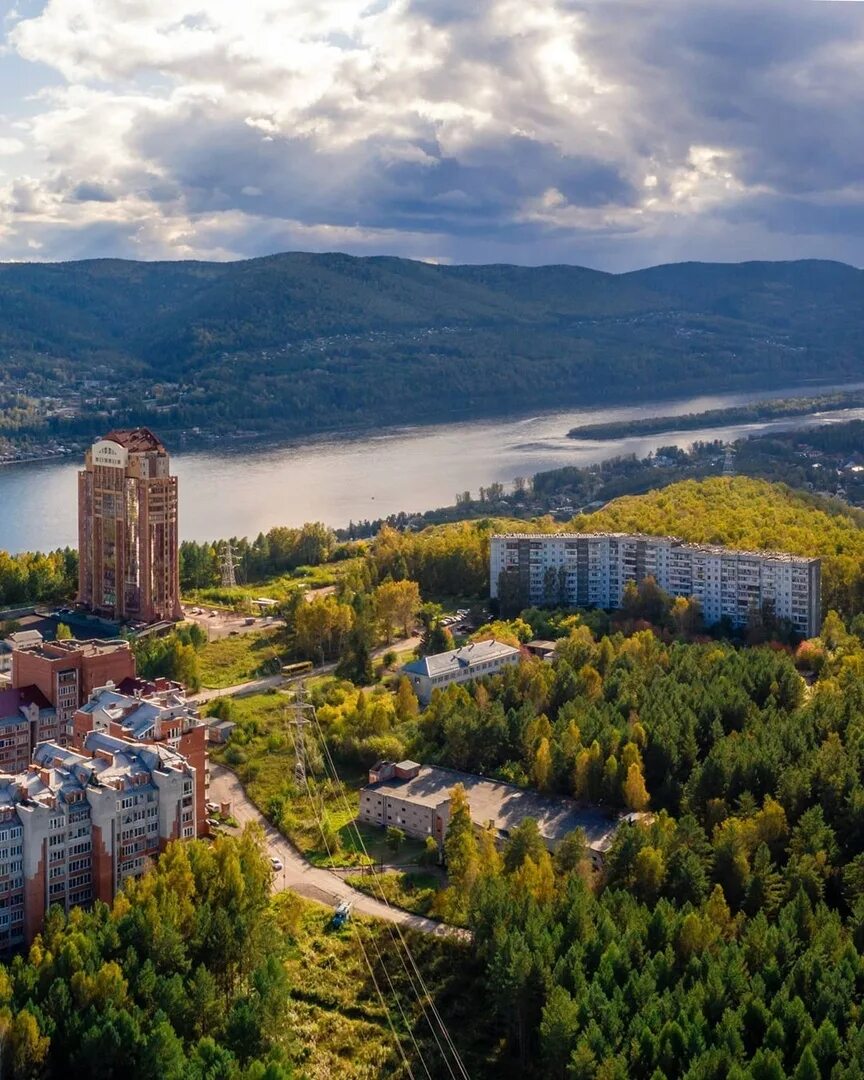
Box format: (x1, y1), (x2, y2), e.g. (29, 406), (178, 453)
(2, 381), (864, 553)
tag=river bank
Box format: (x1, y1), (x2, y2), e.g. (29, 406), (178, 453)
(3, 378), (864, 554)
(567, 389), (864, 441)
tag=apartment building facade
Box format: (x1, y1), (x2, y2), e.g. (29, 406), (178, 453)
(78, 428), (182, 624)
(72, 683), (208, 836)
(0, 687), (58, 774)
(0, 731), (200, 949)
(491, 533), (822, 637)
(12, 637), (136, 740)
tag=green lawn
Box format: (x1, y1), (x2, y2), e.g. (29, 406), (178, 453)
(210, 691), (382, 867)
(198, 628), (286, 688)
(184, 557), (365, 609)
(344, 870), (441, 917)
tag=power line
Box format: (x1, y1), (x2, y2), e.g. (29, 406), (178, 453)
(303, 695), (471, 1080)
(286, 692), (431, 1080)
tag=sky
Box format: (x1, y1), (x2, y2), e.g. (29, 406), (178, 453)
(1, 0), (863, 271)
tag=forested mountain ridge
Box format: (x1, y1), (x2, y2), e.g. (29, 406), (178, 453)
(2, 255), (863, 445)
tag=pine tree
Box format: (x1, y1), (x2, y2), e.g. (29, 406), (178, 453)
(394, 676), (419, 722)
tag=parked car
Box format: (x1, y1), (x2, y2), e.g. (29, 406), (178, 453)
(206, 801), (220, 815)
(206, 817), (220, 829)
(270, 857), (283, 872)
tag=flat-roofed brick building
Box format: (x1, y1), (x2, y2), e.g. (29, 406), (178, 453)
(360, 760), (620, 863)
(12, 638), (136, 741)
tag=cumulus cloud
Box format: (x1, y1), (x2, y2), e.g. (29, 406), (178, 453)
(1, 0), (862, 268)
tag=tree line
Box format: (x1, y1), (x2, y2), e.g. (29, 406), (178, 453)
(0, 548), (77, 608)
(415, 610), (864, 1075)
(0, 830), (292, 1079)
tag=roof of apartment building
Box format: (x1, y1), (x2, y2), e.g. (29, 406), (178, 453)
(402, 639), (521, 679)
(0, 685), (52, 718)
(20, 637), (131, 663)
(0, 730), (193, 813)
(34, 731), (190, 786)
(364, 763), (618, 850)
(5, 630), (44, 650)
(492, 532), (819, 565)
(78, 685), (200, 741)
(102, 427), (166, 454)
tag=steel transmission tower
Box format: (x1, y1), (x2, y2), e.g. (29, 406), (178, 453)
(219, 540), (237, 588)
(723, 444), (736, 477)
(286, 683), (314, 786)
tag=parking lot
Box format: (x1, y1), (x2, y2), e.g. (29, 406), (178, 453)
(182, 606), (277, 641)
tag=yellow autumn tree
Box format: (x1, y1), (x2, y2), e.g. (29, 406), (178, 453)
(623, 762), (650, 812)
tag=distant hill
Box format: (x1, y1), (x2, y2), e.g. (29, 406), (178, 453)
(1, 254), (862, 442)
(572, 475), (864, 618)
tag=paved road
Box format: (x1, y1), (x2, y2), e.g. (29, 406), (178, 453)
(209, 764), (458, 938)
(191, 635), (421, 705)
(193, 674), (285, 704)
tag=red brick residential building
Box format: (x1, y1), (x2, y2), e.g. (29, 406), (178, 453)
(0, 732), (202, 949)
(71, 683), (208, 838)
(12, 638), (136, 739)
(77, 428), (182, 624)
(0, 686), (56, 773)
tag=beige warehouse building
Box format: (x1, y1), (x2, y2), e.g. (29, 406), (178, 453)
(359, 760), (623, 864)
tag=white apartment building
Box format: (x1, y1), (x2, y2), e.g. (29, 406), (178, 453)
(490, 533), (822, 638)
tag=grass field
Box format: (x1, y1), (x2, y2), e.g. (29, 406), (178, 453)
(278, 896), (504, 1078)
(344, 870), (441, 917)
(198, 628), (287, 688)
(209, 690), (423, 868)
(184, 557), (365, 609)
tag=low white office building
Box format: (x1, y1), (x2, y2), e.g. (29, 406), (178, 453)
(401, 639), (521, 705)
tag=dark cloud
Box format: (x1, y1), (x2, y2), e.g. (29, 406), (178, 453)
(66, 180), (117, 203)
(721, 194), (864, 239)
(6, 0), (864, 268)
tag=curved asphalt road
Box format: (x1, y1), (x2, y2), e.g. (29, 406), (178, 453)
(209, 764), (459, 939)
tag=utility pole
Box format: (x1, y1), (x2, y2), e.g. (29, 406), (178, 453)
(220, 540), (237, 588)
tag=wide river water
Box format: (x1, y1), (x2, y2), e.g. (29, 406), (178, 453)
(2, 381), (864, 553)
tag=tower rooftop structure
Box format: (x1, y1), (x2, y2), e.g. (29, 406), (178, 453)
(101, 428), (167, 453)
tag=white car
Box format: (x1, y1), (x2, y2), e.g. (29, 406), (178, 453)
(270, 856), (283, 872)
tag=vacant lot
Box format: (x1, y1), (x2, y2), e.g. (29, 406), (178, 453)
(199, 628), (286, 688)
(279, 895), (500, 1079)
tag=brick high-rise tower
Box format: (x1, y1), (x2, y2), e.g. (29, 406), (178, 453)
(78, 428), (181, 623)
